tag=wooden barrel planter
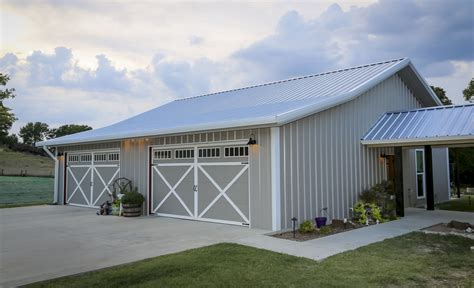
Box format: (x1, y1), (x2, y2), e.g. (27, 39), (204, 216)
(122, 204), (142, 217)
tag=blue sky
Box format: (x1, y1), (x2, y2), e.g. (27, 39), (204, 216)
(1, 0), (473, 133)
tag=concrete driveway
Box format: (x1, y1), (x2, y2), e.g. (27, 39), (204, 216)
(0, 205), (266, 287)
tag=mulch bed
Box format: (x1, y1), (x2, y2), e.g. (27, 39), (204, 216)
(272, 221), (367, 242)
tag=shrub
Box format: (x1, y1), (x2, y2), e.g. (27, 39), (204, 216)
(353, 201), (383, 225)
(299, 220), (315, 233)
(319, 226), (332, 235)
(121, 187), (144, 205)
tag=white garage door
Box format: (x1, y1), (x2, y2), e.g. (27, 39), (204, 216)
(151, 145), (250, 226)
(65, 150), (120, 208)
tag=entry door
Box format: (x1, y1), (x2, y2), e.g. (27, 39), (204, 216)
(151, 145), (250, 226)
(66, 151), (120, 208)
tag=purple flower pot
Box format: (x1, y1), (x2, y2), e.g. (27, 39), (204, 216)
(315, 217), (327, 228)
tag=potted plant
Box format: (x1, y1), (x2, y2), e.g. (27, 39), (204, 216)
(315, 207), (328, 228)
(121, 187), (144, 217)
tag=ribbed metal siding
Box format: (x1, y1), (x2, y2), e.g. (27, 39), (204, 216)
(280, 74), (422, 229)
(249, 128), (272, 229)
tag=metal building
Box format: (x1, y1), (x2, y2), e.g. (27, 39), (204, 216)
(38, 58), (454, 231)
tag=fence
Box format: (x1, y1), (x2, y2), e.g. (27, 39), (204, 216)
(0, 168), (54, 177)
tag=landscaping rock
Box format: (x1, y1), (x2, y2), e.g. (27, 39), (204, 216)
(447, 220), (472, 230)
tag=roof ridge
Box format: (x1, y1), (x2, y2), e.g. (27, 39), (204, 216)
(174, 57), (407, 102)
(386, 103), (474, 114)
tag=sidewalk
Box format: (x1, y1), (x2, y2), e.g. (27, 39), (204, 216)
(234, 208), (474, 261)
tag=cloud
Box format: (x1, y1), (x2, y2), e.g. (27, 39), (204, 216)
(234, 0), (473, 80)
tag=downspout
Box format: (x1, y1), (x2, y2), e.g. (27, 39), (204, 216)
(43, 146), (59, 204)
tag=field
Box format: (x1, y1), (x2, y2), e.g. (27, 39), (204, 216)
(27, 232), (474, 288)
(0, 176), (54, 208)
(0, 148), (54, 176)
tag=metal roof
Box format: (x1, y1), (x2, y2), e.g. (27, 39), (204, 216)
(38, 57), (440, 147)
(362, 104), (474, 147)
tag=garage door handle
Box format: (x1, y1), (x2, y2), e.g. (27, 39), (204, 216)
(193, 185), (198, 192)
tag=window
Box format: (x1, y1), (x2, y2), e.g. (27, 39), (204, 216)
(94, 153), (107, 162)
(224, 146), (249, 157)
(154, 150), (172, 160)
(68, 155), (80, 162)
(415, 149), (425, 198)
(175, 149), (194, 159)
(80, 154), (92, 162)
(108, 153), (120, 161)
(198, 147), (220, 158)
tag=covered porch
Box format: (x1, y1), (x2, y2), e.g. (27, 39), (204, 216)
(362, 104), (474, 216)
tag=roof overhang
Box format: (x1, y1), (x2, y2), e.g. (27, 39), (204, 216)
(361, 136), (474, 148)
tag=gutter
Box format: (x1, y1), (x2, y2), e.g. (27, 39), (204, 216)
(42, 146), (59, 204)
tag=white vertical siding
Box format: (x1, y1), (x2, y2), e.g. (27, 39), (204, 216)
(280, 74), (423, 229)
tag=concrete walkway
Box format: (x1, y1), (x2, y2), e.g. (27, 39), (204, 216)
(235, 208), (474, 261)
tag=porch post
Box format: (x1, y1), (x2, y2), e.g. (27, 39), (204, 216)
(425, 145), (435, 210)
(394, 147), (405, 217)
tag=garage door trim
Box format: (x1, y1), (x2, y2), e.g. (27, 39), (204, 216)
(65, 149), (120, 208)
(149, 142), (250, 227)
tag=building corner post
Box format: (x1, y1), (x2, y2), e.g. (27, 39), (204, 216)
(270, 127), (281, 231)
(425, 145), (435, 210)
(394, 147), (405, 217)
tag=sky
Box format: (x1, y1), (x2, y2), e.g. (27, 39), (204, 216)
(1, 0), (473, 134)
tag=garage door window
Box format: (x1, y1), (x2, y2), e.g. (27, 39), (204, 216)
(199, 147), (220, 158)
(224, 146), (248, 157)
(175, 149), (194, 159)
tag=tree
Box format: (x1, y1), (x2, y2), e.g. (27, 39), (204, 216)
(0, 73), (17, 140)
(462, 78), (473, 102)
(430, 86), (452, 105)
(19, 122), (50, 145)
(50, 124), (92, 138)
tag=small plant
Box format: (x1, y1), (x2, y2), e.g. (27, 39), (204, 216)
(319, 226), (332, 235)
(121, 187), (145, 205)
(353, 201), (382, 225)
(299, 220), (315, 233)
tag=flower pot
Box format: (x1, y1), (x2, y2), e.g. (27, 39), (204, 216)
(315, 217), (327, 228)
(122, 203), (142, 217)
(111, 206), (120, 216)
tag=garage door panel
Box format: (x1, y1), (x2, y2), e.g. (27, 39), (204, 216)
(67, 167), (91, 205)
(200, 165), (245, 186)
(68, 184), (89, 205)
(198, 170), (220, 215)
(66, 150), (120, 208)
(153, 175), (170, 203)
(151, 145), (249, 226)
(174, 173), (194, 212)
(157, 193), (191, 216)
(92, 166), (119, 206)
(201, 197), (244, 223)
(159, 166), (192, 187)
(225, 170), (249, 218)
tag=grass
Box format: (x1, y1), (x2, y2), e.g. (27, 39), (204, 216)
(0, 147), (54, 176)
(27, 232), (474, 288)
(436, 194), (474, 212)
(0, 176), (53, 208)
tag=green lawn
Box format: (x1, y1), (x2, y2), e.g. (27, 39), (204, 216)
(0, 176), (53, 208)
(27, 232), (474, 288)
(0, 148), (54, 176)
(436, 195), (474, 212)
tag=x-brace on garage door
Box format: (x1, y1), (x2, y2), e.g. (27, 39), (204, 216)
(151, 145), (250, 226)
(65, 150), (120, 208)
